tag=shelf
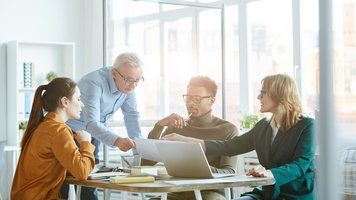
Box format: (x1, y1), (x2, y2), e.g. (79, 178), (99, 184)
(4, 145), (21, 152)
(6, 40), (76, 146)
(19, 118), (29, 122)
(19, 88), (36, 93)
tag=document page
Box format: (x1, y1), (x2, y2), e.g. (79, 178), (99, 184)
(134, 138), (165, 162)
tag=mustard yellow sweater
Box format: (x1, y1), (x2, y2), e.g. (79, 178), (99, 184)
(11, 112), (95, 200)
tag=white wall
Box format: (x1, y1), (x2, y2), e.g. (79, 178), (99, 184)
(0, 0), (103, 198)
(83, 0), (104, 71)
(0, 0), (103, 139)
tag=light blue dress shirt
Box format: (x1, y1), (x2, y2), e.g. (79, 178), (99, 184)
(67, 67), (142, 146)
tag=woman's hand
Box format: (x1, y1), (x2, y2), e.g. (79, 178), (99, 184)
(246, 165), (274, 178)
(161, 133), (207, 152)
(74, 130), (92, 144)
(162, 133), (190, 142)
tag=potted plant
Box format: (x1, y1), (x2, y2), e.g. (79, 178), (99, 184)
(18, 121), (28, 142)
(240, 114), (262, 133)
(46, 71), (58, 82)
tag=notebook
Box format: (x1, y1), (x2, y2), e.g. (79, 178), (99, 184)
(156, 142), (235, 178)
(110, 175), (155, 184)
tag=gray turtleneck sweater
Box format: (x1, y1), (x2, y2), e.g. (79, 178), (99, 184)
(148, 110), (238, 174)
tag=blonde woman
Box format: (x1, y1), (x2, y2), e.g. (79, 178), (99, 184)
(163, 74), (315, 200)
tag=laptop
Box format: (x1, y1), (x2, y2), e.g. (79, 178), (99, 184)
(156, 142), (235, 179)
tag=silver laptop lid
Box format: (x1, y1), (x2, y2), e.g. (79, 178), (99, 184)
(156, 142), (214, 178)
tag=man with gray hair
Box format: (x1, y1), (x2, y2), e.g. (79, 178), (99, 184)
(61, 52), (144, 200)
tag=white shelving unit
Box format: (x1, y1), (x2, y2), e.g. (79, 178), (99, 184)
(3, 40), (75, 199)
(6, 40), (75, 146)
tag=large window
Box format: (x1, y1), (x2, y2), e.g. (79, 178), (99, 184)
(333, 0), (356, 144)
(164, 17), (195, 115)
(105, 0), (356, 197)
(106, 0), (231, 134)
(224, 5), (240, 125)
(301, 0), (319, 116)
(106, 0), (356, 141)
(248, 0), (294, 114)
(300, 0), (356, 139)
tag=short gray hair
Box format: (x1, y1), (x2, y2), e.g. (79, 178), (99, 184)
(113, 52), (142, 70)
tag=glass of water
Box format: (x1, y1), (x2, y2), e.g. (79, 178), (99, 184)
(121, 155), (141, 169)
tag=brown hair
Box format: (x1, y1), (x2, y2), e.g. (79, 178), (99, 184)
(21, 77), (77, 149)
(262, 74), (303, 132)
(188, 76), (218, 97)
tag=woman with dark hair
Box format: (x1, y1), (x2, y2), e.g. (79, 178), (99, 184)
(11, 77), (95, 200)
(163, 74), (315, 200)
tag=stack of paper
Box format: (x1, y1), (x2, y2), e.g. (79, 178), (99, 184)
(109, 176), (155, 184)
(131, 166), (158, 176)
(134, 138), (164, 162)
(88, 172), (126, 180)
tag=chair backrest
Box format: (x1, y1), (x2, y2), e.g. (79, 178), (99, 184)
(342, 147), (356, 196)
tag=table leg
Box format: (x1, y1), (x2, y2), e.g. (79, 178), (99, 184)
(224, 188), (231, 200)
(68, 184), (75, 200)
(121, 191), (128, 199)
(140, 193), (146, 200)
(76, 186), (81, 200)
(104, 189), (111, 200)
(194, 190), (202, 200)
(160, 193), (167, 200)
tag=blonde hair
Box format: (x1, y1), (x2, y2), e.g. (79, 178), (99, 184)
(262, 74), (303, 132)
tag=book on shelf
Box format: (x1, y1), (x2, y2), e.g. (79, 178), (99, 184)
(23, 62), (34, 88)
(24, 92), (33, 119)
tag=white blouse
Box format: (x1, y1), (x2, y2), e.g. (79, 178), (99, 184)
(270, 119), (279, 144)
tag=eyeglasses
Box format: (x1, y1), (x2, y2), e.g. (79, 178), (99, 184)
(114, 68), (144, 85)
(182, 95), (211, 104)
(259, 89), (267, 97)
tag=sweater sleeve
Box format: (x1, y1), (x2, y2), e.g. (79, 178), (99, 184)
(210, 125), (239, 174)
(147, 124), (165, 139)
(210, 156), (237, 174)
(147, 124), (176, 139)
(271, 119), (315, 187)
(52, 127), (95, 180)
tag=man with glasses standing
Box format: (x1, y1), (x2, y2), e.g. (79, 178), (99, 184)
(61, 52), (144, 200)
(147, 76), (238, 200)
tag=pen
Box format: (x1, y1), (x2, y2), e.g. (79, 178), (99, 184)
(121, 157), (131, 168)
(185, 112), (192, 121)
(184, 113), (192, 126)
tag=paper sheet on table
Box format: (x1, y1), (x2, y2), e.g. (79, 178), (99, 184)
(164, 175), (273, 185)
(164, 178), (231, 185)
(134, 138), (165, 162)
(89, 172), (127, 179)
